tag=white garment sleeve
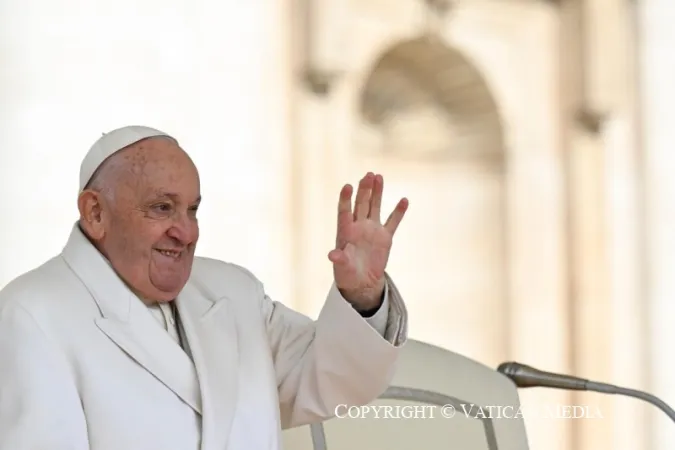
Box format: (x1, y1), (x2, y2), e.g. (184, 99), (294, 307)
(0, 303), (89, 450)
(261, 273), (408, 429)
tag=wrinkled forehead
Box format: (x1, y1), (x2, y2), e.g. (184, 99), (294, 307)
(117, 138), (200, 197)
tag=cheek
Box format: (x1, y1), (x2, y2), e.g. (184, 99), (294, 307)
(129, 222), (172, 253)
(150, 225), (173, 245)
(191, 222), (200, 242)
(106, 218), (134, 252)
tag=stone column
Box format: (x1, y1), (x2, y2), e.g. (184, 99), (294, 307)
(600, 2), (650, 449)
(290, 0), (349, 314)
(565, 122), (614, 450)
(637, 0), (675, 448)
(565, 0), (651, 448)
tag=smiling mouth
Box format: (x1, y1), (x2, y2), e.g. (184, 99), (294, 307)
(155, 249), (182, 259)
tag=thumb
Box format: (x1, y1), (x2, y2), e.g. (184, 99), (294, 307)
(328, 249), (348, 265)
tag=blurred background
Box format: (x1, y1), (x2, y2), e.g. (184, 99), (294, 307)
(0, 0), (673, 449)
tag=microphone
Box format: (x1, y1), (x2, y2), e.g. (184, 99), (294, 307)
(497, 361), (675, 423)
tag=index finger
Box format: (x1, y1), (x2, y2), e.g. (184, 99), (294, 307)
(336, 184), (353, 247)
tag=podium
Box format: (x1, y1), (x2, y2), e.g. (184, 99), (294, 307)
(282, 340), (530, 449)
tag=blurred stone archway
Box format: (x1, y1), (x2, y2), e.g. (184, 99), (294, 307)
(353, 36), (510, 366)
(357, 36), (504, 162)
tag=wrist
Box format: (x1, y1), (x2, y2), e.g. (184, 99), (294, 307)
(339, 280), (385, 312)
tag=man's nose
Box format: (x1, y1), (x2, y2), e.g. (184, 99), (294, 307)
(166, 214), (197, 244)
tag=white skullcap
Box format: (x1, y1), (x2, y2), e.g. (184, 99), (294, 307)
(79, 125), (175, 192)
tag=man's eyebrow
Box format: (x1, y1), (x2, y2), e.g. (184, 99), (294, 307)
(149, 191), (202, 204)
(149, 190), (178, 200)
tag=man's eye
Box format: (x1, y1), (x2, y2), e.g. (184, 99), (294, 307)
(153, 203), (172, 212)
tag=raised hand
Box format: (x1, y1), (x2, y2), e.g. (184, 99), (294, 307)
(328, 172), (408, 310)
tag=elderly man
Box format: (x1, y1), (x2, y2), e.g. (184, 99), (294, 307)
(0, 126), (409, 450)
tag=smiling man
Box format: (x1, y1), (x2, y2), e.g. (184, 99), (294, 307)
(0, 126), (409, 450)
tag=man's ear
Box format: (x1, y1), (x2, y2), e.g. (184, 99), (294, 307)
(78, 190), (106, 240)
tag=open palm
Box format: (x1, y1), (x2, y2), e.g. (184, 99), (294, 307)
(328, 173), (408, 309)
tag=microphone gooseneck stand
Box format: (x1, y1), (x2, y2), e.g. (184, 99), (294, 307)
(497, 361), (675, 424)
(587, 380), (675, 423)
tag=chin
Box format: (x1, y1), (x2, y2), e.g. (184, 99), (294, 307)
(147, 271), (190, 299)
(152, 286), (184, 301)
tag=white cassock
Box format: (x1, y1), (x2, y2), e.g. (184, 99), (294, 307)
(0, 224), (408, 450)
